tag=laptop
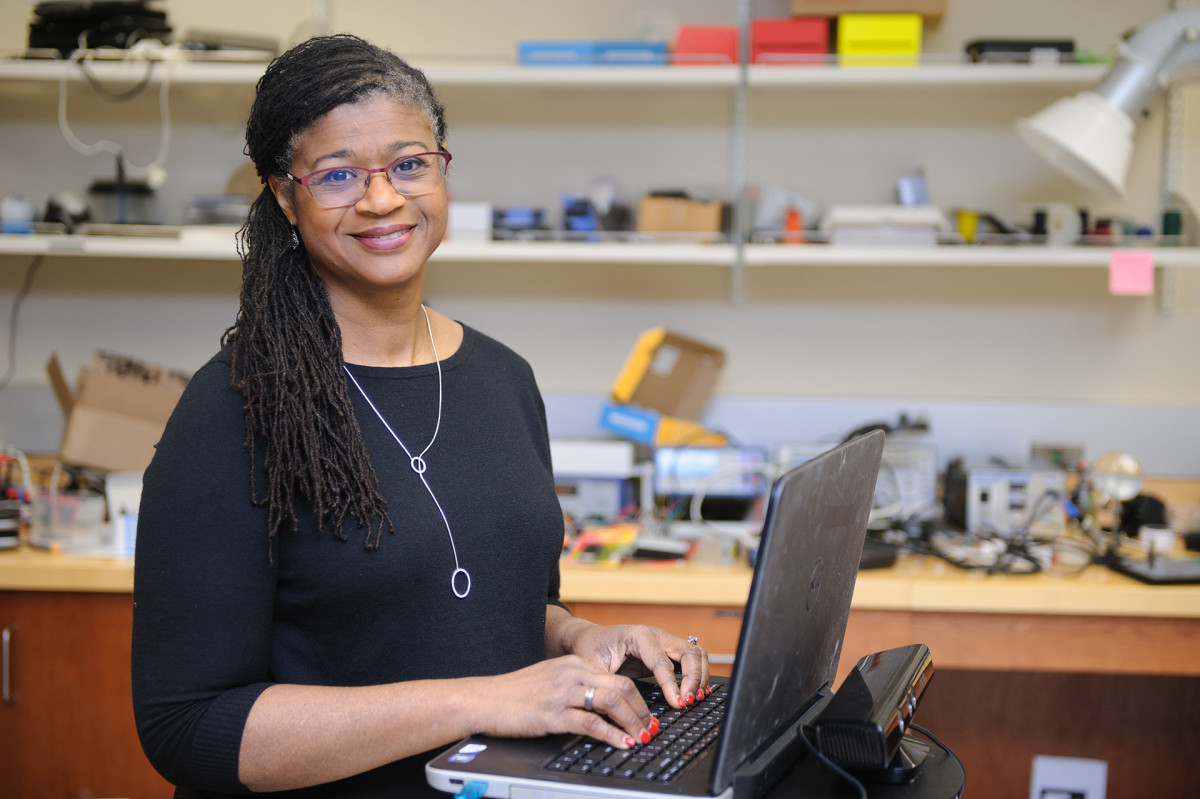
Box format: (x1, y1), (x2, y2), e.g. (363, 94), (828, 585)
(426, 430), (886, 799)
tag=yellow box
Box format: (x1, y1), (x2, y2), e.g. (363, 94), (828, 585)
(837, 13), (923, 67)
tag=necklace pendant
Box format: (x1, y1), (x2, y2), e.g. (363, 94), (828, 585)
(452, 567), (471, 598)
(410, 455), (427, 474)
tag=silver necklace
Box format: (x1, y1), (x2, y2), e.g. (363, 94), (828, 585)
(342, 305), (470, 599)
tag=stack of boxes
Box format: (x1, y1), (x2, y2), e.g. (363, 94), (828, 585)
(672, 1), (946, 67)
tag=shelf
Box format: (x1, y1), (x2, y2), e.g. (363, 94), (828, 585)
(746, 62), (1108, 89)
(0, 55), (268, 86)
(0, 55), (1107, 92)
(744, 244), (1200, 269)
(5, 231), (1197, 270)
(0, 231), (734, 266)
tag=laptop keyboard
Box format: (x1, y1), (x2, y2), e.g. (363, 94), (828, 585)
(543, 682), (728, 784)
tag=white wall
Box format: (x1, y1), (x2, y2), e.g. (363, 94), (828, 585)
(2, 0), (1198, 476)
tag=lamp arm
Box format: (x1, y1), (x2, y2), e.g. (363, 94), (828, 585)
(1099, 9), (1200, 118)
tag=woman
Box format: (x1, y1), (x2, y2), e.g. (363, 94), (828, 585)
(131, 34), (710, 798)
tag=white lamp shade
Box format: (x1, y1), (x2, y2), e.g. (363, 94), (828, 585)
(1016, 91), (1135, 199)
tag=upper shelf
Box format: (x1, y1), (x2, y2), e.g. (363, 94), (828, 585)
(3, 231), (1197, 269)
(0, 54), (1109, 92)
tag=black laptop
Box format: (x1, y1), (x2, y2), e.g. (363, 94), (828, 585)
(426, 430), (886, 799)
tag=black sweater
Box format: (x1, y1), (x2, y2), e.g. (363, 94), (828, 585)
(132, 325), (566, 797)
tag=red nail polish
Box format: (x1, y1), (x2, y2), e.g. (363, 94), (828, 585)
(639, 729), (652, 744)
(650, 717), (660, 734)
(697, 688), (706, 700)
(686, 692), (695, 706)
(623, 736), (636, 748)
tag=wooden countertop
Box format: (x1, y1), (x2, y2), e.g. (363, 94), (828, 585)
(5, 543), (1200, 619)
(560, 554), (1200, 618)
(0, 546), (135, 593)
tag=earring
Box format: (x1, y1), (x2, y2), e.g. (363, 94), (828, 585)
(291, 228), (300, 250)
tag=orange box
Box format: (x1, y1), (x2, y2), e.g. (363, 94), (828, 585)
(751, 18), (830, 64)
(673, 25), (740, 66)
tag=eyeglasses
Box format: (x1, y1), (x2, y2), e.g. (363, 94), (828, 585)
(289, 151), (452, 208)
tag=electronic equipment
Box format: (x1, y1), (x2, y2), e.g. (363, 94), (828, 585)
(965, 465), (1067, 538)
(549, 439), (637, 523)
(29, 1), (172, 54)
(811, 643), (935, 784)
(654, 446), (770, 535)
(965, 38), (1075, 64)
(777, 438), (939, 524)
(654, 446), (768, 500)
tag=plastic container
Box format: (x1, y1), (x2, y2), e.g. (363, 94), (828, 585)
(0, 195), (35, 234)
(29, 489), (112, 555)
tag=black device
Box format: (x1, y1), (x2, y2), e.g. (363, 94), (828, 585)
(811, 643), (935, 784)
(1106, 552), (1200, 585)
(29, 1), (172, 54)
(964, 39), (1075, 64)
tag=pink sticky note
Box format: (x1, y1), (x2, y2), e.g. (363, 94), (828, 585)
(1109, 250), (1155, 296)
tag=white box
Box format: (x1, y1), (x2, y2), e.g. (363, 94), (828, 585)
(821, 204), (950, 246)
(447, 201), (492, 242)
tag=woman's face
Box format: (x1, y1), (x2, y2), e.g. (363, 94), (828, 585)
(271, 95), (448, 304)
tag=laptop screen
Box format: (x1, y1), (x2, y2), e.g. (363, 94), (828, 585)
(708, 431), (883, 790)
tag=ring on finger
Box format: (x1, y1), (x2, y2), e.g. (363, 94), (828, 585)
(583, 685), (597, 712)
(687, 635), (699, 646)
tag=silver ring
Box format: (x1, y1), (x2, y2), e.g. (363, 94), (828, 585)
(583, 685), (596, 712)
(687, 635), (699, 646)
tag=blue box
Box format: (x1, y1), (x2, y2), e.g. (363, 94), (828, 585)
(597, 401), (728, 448)
(518, 40), (596, 66)
(594, 40), (668, 66)
(598, 401), (660, 446)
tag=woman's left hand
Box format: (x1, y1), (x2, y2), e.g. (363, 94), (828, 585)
(568, 624), (711, 710)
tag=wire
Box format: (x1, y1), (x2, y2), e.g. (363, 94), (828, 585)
(797, 726), (868, 799)
(57, 38), (174, 179)
(0, 256), (45, 398)
(78, 55), (156, 102)
(908, 723), (966, 799)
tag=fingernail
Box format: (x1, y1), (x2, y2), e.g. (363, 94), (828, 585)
(623, 736), (636, 748)
(639, 729), (652, 744)
(697, 688), (707, 700)
(650, 717), (660, 734)
(685, 692), (695, 706)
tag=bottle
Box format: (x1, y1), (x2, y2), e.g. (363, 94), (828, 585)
(783, 206), (804, 244)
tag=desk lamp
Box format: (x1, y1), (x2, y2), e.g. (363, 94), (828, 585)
(1016, 8), (1200, 198)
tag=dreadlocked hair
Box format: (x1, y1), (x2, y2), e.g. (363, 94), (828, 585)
(222, 34), (448, 549)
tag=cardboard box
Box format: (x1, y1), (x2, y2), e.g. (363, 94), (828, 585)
(789, 0), (946, 19)
(673, 25), (740, 66)
(751, 18), (830, 64)
(47, 351), (189, 472)
(637, 195), (724, 236)
(837, 13), (924, 67)
(599, 329), (728, 448)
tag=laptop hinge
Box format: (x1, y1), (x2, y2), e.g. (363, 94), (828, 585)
(728, 685), (834, 799)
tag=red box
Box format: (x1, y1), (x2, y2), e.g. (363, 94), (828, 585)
(673, 25), (740, 66)
(751, 18), (830, 64)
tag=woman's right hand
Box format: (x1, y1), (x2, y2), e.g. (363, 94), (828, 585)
(468, 655), (660, 750)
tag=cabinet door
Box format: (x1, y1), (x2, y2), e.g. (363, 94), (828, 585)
(0, 590), (172, 798)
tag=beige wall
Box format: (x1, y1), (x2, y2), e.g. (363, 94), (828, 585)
(0, 1), (1197, 471)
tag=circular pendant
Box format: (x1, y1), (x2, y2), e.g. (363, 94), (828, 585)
(451, 567), (471, 598)
(410, 456), (427, 474)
